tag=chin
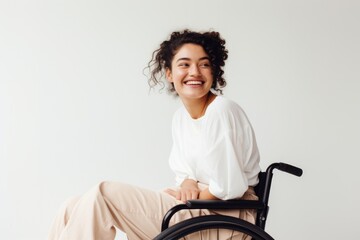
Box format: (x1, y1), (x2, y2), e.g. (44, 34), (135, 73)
(180, 92), (209, 100)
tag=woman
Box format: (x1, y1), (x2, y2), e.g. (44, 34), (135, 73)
(48, 29), (260, 240)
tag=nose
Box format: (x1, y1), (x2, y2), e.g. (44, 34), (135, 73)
(189, 64), (201, 77)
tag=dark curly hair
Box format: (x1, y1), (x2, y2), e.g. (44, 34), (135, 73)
(147, 29), (228, 94)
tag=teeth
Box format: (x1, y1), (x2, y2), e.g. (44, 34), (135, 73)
(186, 81), (203, 85)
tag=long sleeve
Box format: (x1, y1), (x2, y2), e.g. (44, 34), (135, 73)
(205, 126), (259, 200)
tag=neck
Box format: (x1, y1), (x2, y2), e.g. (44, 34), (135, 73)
(181, 93), (216, 119)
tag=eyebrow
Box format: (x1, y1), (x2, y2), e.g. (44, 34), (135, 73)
(176, 56), (210, 62)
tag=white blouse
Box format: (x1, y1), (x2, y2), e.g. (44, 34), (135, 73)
(169, 96), (261, 200)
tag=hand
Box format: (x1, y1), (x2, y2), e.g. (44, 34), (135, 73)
(199, 188), (219, 200)
(165, 179), (200, 202)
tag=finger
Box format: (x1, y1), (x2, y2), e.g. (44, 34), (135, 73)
(176, 190), (182, 201)
(187, 191), (193, 201)
(181, 191), (186, 202)
(185, 191), (194, 202)
(182, 191), (190, 202)
(191, 190), (199, 200)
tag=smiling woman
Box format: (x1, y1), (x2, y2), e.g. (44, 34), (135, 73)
(48, 29), (260, 240)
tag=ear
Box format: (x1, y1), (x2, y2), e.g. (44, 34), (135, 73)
(165, 68), (173, 83)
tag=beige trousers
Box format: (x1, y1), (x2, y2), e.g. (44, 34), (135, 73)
(48, 181), (257, 240)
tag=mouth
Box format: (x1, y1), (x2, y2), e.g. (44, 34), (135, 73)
(184, 80), (205, 85)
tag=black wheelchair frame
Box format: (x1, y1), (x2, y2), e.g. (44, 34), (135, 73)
(154, 162), (303, 240)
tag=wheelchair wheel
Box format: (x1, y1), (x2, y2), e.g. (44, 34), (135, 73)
(154, 215), (274, 240)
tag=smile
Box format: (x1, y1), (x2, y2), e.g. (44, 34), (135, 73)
(184, 80), (204, 85)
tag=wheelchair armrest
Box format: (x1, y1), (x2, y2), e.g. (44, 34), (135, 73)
(186, 199), (265, 210)
(161, 199), (265, 231)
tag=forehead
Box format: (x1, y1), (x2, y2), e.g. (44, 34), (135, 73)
(173, 43), (208, 60)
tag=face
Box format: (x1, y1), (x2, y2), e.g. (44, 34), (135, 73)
(166, 43), (214, 102)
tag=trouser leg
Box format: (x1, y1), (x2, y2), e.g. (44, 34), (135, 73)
(48, 181), (188, 240)
(49, 182), (118, 240)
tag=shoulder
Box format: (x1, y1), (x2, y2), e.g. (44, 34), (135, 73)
(213, 96), (241, 109)
(206, 96), (252, 131)
(209, 96), (248, 120)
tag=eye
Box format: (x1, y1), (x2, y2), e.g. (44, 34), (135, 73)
(178, 62), (190, 67)
(200, 62), (211, 68)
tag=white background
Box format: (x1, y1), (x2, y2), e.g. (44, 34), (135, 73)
(1, 0), (359, 239)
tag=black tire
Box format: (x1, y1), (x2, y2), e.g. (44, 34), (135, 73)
(154, 215), (274, 240)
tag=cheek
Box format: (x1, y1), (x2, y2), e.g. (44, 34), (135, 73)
(204, 69), (213, 76)
(172, 70), (187, 81)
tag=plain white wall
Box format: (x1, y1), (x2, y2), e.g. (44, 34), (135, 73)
(1, 0), (359, 239)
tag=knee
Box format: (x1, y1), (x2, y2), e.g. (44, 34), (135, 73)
(97, 181), (120, 200)
(96, 181), (131, 201)
(98, 181), (112, 196)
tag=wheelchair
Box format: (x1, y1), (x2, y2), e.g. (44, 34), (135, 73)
(154, 162), (303, 240)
